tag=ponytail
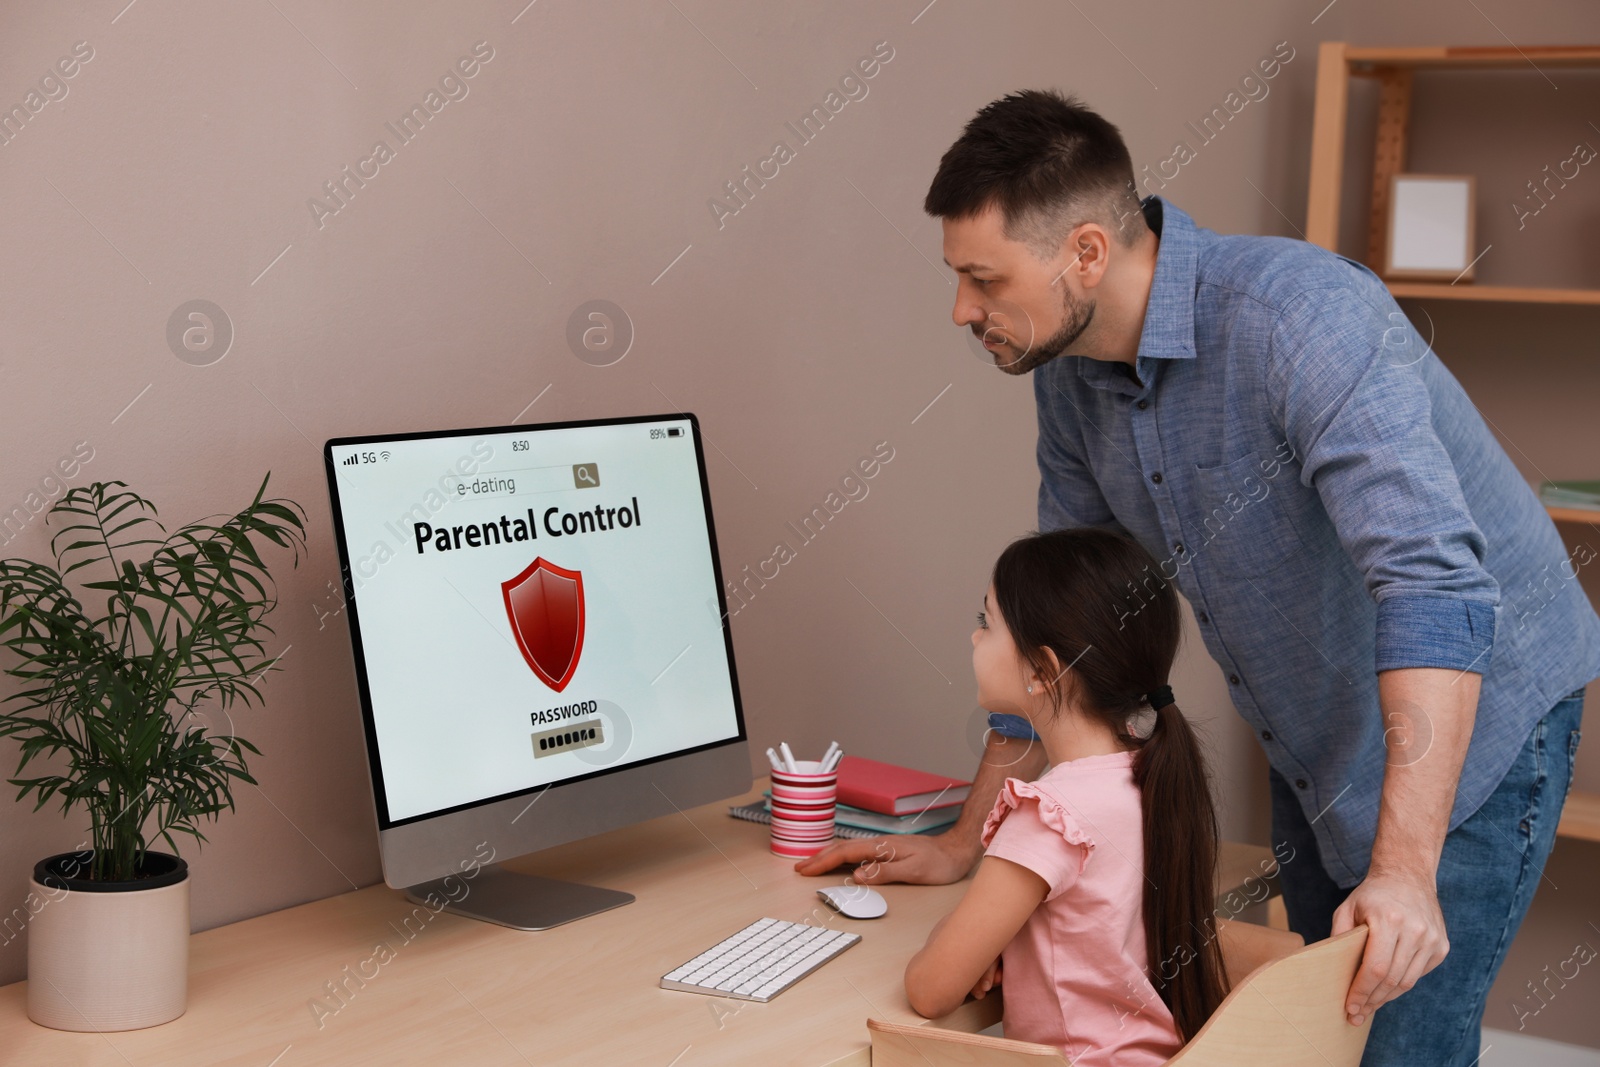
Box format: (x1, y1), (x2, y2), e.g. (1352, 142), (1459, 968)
(987, 528), (1229, 1037)
(1133, 699), (1229, 1041)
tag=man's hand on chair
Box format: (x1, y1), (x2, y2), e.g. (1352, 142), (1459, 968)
(793, 832), (977, 885)
(1330, 865), (1449, 1026)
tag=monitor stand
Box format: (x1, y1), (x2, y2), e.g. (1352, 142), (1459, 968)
(404, 865), (635, 931)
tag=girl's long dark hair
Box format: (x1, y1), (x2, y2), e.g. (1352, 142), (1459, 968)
(992, 528), (1229, 1040)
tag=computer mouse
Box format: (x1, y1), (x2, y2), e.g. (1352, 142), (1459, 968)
(817, 884), (888, 920)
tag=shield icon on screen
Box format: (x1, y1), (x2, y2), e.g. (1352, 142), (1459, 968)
(501, 558), (586, 692)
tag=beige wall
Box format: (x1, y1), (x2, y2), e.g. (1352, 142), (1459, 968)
(0, 0), (1595, 1049)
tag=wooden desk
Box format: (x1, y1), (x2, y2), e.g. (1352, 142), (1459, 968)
(0, 778), (1277, 1066)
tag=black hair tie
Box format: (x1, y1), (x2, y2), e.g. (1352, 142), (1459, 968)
(1146, 684), (1175, 710)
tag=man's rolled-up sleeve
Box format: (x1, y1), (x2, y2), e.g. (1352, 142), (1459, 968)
(1266, 285), (1498, 676)
(988, 711), (1040, 740)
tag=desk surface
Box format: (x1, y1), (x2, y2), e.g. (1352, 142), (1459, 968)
(0, 777), (1274, 1066)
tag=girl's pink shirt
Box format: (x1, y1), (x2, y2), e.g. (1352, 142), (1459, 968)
(979, 749), (1182, 1066)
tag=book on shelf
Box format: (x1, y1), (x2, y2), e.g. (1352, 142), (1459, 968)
(1539, 479), (1600, 511)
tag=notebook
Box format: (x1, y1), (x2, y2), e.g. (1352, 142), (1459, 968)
(726, 802), (884, 839)
(753, 792), (960, 834)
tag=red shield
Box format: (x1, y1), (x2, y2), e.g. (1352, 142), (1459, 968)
(501, 558), (586, 692)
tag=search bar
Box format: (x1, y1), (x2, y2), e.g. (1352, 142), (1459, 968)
(441, 462), (601, 501)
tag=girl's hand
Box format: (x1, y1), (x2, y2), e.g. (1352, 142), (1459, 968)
(970, 958), (1002, 999)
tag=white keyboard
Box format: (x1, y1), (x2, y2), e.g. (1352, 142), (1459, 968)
(659, 918), (861, 1002)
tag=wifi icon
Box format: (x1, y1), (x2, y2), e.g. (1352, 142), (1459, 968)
(380, 451), (391, 462)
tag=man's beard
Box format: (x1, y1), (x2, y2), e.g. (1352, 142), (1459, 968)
(980, 287), (1096, 376)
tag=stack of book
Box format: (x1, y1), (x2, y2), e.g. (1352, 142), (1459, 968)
(1540, 480), (1600, 512)
(730, 755), (970, 838)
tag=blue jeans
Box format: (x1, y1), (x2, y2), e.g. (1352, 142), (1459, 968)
(1268, 686), (1586, 1067)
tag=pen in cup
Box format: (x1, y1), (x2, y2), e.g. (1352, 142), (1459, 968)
(767, 741), (843, 775)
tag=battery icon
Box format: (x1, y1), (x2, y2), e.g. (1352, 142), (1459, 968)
(667, 427), (683, 437)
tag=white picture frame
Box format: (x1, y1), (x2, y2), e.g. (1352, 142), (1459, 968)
(1383, 174), (1477, 282)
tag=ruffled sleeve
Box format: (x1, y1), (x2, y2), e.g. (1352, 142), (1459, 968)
(980, 777), (1095, 900)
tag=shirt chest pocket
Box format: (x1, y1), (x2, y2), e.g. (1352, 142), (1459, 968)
(1186, 451), (1306, 576)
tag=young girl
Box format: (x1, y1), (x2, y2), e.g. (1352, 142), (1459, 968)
(904, 528), (1228, 1065)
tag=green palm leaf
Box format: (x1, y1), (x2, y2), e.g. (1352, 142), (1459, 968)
(0, 476), (305, 881)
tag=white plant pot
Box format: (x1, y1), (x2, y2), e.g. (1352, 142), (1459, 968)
(26, 850), (189, 1032)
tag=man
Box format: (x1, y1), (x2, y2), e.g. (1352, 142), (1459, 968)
(797, 89), (1597, 1065)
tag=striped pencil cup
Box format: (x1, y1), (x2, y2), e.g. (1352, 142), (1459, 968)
(769, 762), (838, 858)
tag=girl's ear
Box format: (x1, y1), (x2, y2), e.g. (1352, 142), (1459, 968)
(1032, 646), (1065, 696)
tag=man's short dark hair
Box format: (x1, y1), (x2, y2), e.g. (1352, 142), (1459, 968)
(924, 89), (1147, 258)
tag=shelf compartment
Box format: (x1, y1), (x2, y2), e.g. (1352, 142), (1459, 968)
(1559, 789), (1600, 843)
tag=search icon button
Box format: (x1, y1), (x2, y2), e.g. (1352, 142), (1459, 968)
(572, 463), (600, 489)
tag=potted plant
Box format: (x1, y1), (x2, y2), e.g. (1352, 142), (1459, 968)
(0, 476), (305, 1031)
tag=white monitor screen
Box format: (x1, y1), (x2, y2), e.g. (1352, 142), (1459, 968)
(324, 414), (745, 826)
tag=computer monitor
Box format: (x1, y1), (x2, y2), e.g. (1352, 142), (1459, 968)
(322, 413), (751, 929)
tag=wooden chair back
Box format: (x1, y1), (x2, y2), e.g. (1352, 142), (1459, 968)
(868, 923), (1371, 1067)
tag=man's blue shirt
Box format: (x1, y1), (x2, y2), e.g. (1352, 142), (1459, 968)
(993, 195), (1600, 888)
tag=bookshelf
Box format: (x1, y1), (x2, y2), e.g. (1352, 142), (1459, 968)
(1306, 42), (1600, 304)
(1306, 42), (1600, 843)
(1548, 507), (1600, 844)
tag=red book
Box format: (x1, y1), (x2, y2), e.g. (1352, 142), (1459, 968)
(835, 755), (971, 816)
